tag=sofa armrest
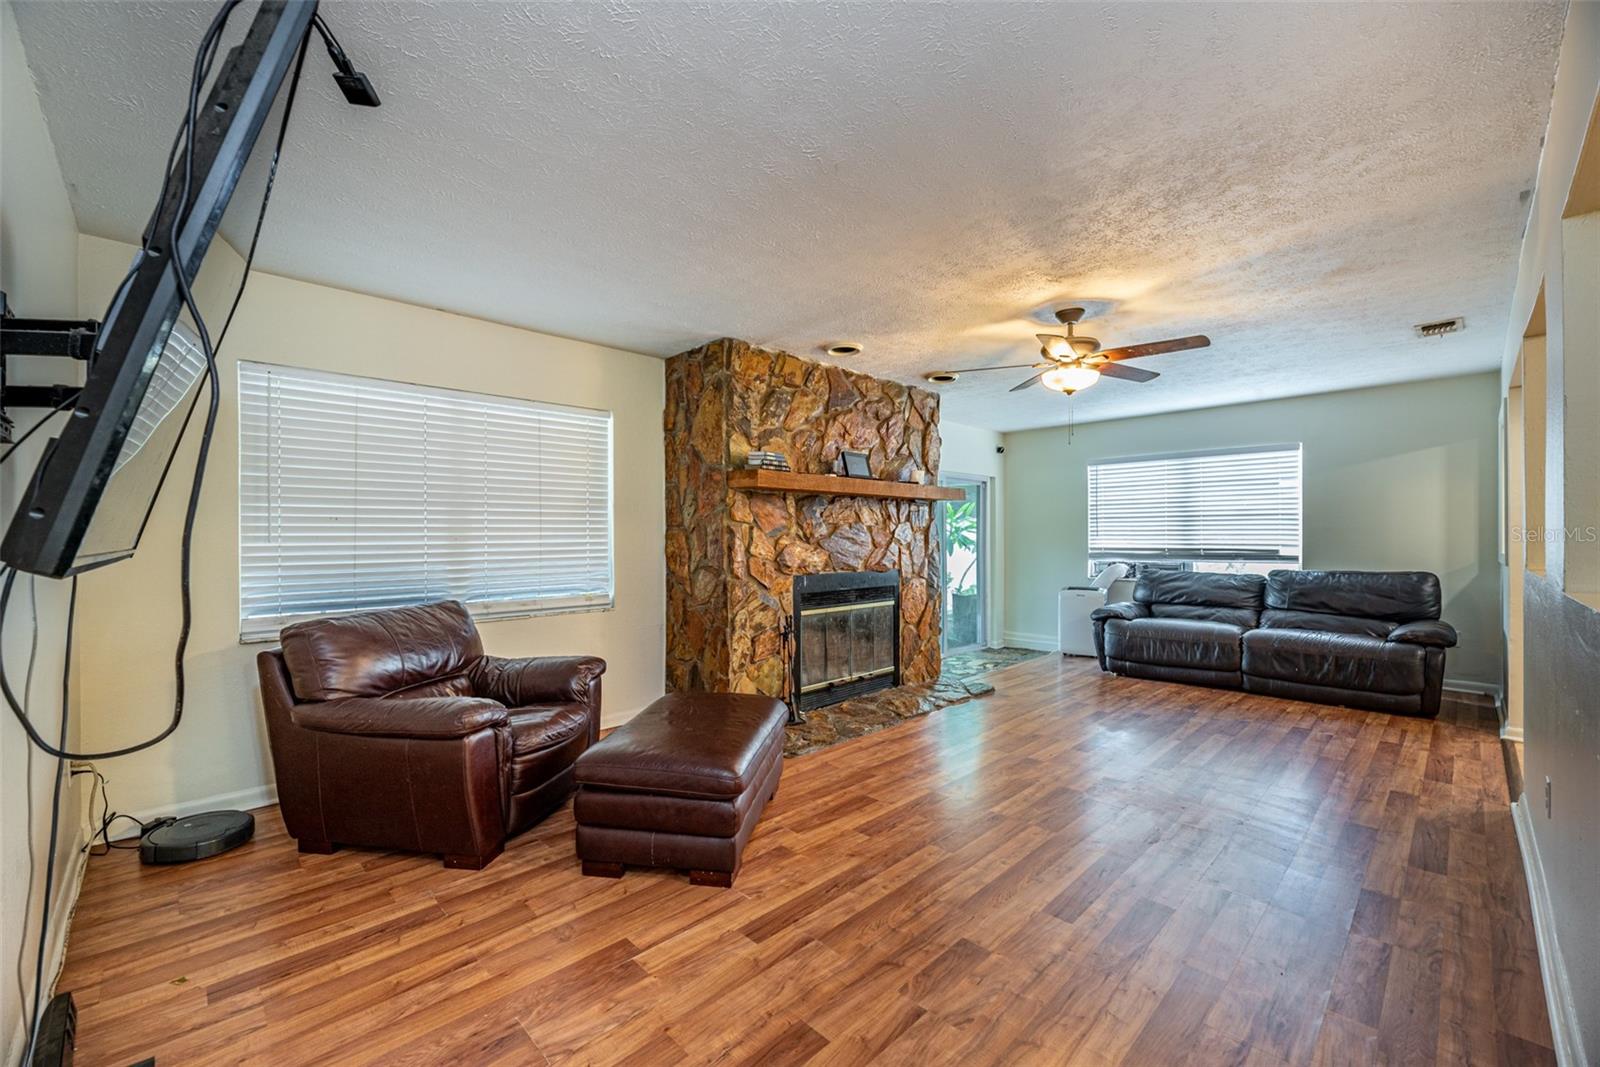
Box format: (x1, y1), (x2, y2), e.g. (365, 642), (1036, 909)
(291, 696), (508, 739)
(1091, 602), (1150, 624)
(1386, 620), (1458, 648)
(469, 655), (607, 707)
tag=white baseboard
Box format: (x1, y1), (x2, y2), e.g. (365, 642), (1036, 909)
(1511, 798), (1588, 1067)
(1002, 630), (1058, 652)
(1501, 722), (1525, 743)
(108, 783), (279, 843)
(1444, 677), (1505, 701)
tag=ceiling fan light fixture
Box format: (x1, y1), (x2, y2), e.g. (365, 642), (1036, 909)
(1040, 365), (1101, 394)
(1041, 336), (1072, 359)
(924, 371), (959, 384)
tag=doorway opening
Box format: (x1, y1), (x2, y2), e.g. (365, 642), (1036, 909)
(939, 474), (989, 652)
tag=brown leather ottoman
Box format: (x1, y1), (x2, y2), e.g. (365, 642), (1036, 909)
(573, 693), (787, 887)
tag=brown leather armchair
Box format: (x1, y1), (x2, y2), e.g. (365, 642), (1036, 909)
(256, 600), (605, 869)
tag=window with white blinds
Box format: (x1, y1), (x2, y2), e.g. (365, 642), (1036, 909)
(238, 362), (613, 638)
(1087, 445), (1302, 568)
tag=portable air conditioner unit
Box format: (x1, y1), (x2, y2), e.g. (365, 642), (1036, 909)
(1059, 563), (1129, 657)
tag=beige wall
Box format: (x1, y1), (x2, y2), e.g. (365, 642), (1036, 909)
(0, 3), (86, 1060)
(1495, 1), (1600, 1059)
(71, 234), (666, 824)
(1002, 373), (1504, 689)
(939, 420), (1005, 649)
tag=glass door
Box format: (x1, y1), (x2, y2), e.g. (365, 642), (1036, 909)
(940, 476), (986, 652)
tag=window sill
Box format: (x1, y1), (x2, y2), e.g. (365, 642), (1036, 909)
(239, 598), (616, 645)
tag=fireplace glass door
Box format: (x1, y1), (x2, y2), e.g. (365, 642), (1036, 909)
(797, 599), (897, 696)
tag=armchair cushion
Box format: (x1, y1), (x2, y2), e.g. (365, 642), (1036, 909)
(507, 703), (592, 756)
(281, 600), (483, 701)
(1386, 620), (1458, 648)
(469, 654), (607, 706)
(1091, 601), (1151, 624)
(292, 695), (507, 739)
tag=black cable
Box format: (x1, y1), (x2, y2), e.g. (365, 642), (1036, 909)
(20, 575), (74, 1066)
(9, 10), (312, 1059)
(74, 764), (161, 855)
(311, 12), (351, 69)
(0, 10), (310, 762)
(217, 28), (309, 352)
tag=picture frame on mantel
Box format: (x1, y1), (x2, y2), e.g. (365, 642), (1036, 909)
(841, 450), (871, 478)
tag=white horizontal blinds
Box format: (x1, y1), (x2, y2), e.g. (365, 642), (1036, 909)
(1087, 445), (1302, 562)
(239, 362), (612, 634)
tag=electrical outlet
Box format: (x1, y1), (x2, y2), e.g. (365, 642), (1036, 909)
(1544, 776), (1552, 818)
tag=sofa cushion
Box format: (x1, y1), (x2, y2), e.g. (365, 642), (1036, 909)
(1103, 617), (1245, 672)
(1149, 603), (1262, 629)
(280, 600), (483, 701)
(1259, 608), (1396, 639)
(1265, 570), (1440, 622)
(1242, 629), (1425, 695)
(1133, 570), (1266, 613)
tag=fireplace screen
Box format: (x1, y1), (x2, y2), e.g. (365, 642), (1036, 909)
(792, 570), (901, 713)
(798, 599), (896, 695)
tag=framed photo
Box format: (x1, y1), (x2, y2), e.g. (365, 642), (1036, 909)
(841, 450), (871, 479)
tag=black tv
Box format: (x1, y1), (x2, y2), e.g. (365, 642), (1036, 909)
(0, 0), (316, 578)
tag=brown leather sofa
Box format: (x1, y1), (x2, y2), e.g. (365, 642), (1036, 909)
(257, 600), (605, 868)
(1091, 569), (1457, 716)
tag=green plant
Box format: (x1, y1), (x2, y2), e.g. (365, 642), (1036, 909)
(944, 499), (979, 592)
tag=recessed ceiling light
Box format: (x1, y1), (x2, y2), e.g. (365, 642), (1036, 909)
(924, 371), (959, 384)
(824, 342), (862, 357)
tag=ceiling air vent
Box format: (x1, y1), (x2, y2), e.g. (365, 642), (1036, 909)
(1414, 317), (1464, 339)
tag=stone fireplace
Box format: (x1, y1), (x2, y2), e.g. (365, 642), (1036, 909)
(664, 338), (943, 703)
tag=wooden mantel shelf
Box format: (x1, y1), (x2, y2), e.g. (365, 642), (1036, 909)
(728, 468), (964, 502)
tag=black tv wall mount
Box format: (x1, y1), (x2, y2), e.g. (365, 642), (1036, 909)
(0, 296), (94, 441)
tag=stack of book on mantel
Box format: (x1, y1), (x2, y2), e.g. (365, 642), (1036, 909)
(744, 451), (791, 472)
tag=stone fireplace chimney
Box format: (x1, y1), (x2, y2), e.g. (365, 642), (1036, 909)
(664, 338), (943, 699)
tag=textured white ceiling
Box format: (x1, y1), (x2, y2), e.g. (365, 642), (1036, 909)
(12, 1), (1564, 431)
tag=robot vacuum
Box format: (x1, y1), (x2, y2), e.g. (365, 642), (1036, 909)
(140, 810), (255, 865)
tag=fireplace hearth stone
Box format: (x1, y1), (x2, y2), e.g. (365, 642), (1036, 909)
(783, 677), (993, 758)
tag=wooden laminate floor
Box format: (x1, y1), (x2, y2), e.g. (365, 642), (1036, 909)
(57, 655), (1555, 1066)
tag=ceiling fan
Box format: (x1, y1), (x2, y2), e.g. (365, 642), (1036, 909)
(929, 308), (1211, 394)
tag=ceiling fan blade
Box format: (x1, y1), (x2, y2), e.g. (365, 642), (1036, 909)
(1098, 335), (1211, 361)
(1097, 362), (1159, 383)
(1009, 370), (1046, 392)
